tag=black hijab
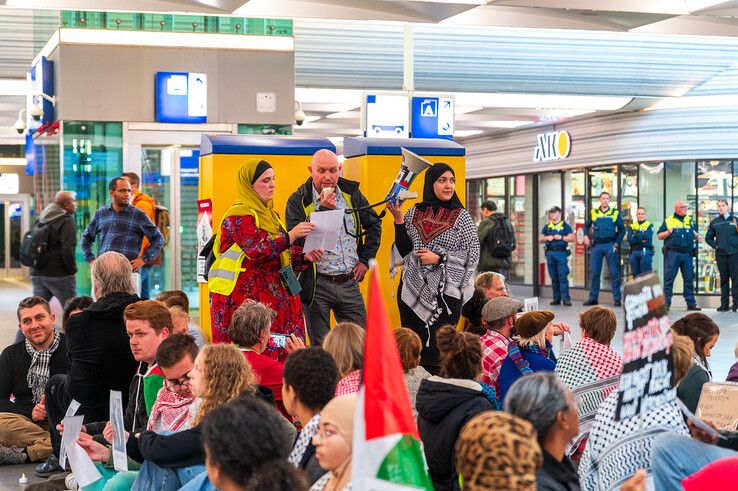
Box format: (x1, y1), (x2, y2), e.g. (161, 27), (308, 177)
(416, 162), (463, 211)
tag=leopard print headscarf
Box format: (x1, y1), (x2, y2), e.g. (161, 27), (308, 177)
(456, 411), (543, 491)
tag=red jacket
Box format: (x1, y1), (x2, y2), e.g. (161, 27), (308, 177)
(242, 349), (288, 419)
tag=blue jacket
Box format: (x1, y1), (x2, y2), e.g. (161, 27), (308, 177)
(585, 207), (624, 245)
(498, 348), (556, 403)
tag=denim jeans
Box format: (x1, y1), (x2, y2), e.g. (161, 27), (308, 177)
(31, 274), (77, 307)
(651, 433), (736, 489)
(131, 460), (206, 491)
(178, 471), (216, 491)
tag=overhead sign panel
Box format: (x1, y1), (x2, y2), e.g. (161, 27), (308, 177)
(364, 94), (409, 138)
(27, 56), (55, 131)
(155, 72), (207, 124)
(411, 96), (454, 140)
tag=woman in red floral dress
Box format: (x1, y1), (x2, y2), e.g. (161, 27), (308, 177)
(209, 159), (317, 360)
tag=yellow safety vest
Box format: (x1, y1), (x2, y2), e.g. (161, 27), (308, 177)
(630, 220), (651, 232)
(590, 207), (619, 221)
(664, 215), (692, 230)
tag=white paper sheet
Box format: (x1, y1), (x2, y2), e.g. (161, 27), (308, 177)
(109, 390), (128, 472)
(59, 399), (81, 469)
(303, 210), (344, 253)
(523, 297), (539, 312)
(66, 441), (102, 488)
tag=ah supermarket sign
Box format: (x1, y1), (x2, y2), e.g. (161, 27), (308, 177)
(533, 130), (571, 162)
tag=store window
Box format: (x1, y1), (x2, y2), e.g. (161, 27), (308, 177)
(466, 179), (484, 225)
(696, 160), (732, 294)
(665, 161), (697, 296)
(564, 170), (586, 287)
(485, 177), (505, 215)
(639, 162), (665, 283)
(621, 164), (639, 280)
(508, 175), (533, 284)
(588, 165), (619, 292)
(538, 172), (562, 287)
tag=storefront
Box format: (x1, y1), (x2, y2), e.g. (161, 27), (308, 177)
(464, 106), (738, 306)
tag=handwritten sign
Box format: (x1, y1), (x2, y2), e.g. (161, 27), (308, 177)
(696, 382), (738, 431)
(616, 273), (674, 421)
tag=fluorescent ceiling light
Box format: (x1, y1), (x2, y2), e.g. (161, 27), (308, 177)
(538, 109), (596, 120)
(326, 110), (360, 119)
(58, 29), (294, 51)
(473, 120), (536, 129)
(295, 88), (362, 106)
(0, 79), (28, 96)
(0, 158), (28, 166)
(646, 95), (738, 111)
(454, 92), (631, 111)
(454, 130), (484, 137)
(455, 106), (483, 115)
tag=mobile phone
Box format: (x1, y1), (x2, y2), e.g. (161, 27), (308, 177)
(271, 334), (288, 349)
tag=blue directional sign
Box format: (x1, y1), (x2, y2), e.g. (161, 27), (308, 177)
(27, 56), (55, 131)
(155, 72), (207, 124)
(411, 96), (454, 140)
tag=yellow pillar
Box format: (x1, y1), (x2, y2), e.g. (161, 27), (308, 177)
(342, 137), (467, 329)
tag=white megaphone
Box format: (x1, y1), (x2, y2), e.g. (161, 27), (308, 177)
(345, 148), (433, 217)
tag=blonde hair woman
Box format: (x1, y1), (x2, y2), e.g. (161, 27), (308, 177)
(323, 322), (364, 396)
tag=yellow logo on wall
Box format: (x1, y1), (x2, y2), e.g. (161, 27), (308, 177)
(534, 130), (572, 162)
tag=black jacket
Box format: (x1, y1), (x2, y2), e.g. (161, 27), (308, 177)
(537, 451), (582, 491)
(66, 292), (140, 422)
(706, 214), (738, 256)
(0, 335), (69, 419)
(477, 213), (516, 272)
(285, 177), (381, 306)
(416, 377), (494, 491)
(31, 203), (77, 277)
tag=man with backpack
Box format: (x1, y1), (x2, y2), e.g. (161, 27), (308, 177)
(477, 200), (516, 278)
(26, 191), (78, 308)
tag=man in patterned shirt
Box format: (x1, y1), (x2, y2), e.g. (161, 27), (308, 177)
(81, 177), (164, 277)
(479, 296), (523, 391)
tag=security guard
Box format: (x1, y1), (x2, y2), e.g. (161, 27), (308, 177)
(539, 206), (574, 306)
(705, 199), (738, 311)
(583, 191), (625, 306)
(658, 199), (702, 310)
(627, 207), (654, 277)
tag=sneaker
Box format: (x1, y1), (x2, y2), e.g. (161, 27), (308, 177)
(550, 300), (561, 306)
(731, 305), (738, 312)
(0, 445), (24, 465)
(613, 300), (622, 307)
(717, 306), (729, 312)
(65, 473), (79, 490)
(583, 299), (598, 306)
(35, 454), (63, 478)
(687, 305), (702, 311)
(563, 300), (572, 306)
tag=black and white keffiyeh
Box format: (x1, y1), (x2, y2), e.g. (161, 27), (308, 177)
(25, 330), (61, 404)
(288, 412), (321, 467)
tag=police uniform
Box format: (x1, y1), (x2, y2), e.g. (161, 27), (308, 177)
(541, 220), (573, 304)
(706, 212), (738, 310)
(627, 220), (654, 277)
(659, 213), (698, 308)
(584, 207), (625, 304)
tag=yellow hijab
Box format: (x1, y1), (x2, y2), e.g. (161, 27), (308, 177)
(218, 159), (290, 267)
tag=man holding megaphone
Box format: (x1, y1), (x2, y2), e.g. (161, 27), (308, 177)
(286, 149), (382, 345)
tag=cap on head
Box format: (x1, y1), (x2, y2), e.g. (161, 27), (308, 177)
(549, 206), (562, 214)
(482, 296), (524, 323)
(515, 310), (555, 339)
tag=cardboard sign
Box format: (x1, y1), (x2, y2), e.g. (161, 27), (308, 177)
(616, 272), (674, 421)
(696, 382), (738, 431)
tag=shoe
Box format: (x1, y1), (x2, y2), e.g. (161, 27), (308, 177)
(563, 300), (572, 306)
(0, 445), (24, 465)
(35, 454), (63, 478)
(731, 305), (738, 312)
(613, 300), (622, 307)
(65, 473), (79, 490)
(718, 306), (729, 312)
(687, 305), (702, 311)
(583, 299), (598, 306)
(550, 300), (561, 306)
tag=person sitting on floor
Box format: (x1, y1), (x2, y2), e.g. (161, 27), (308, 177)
(0, 297), (69, 466)
(394, 327), (431, 418)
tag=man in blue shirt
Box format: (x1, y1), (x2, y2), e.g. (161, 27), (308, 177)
(583, 192), (625, 306)
(658, 199), (702, 310)
(539, 206), (574, 306)
(81, 177), (164, 274)
(706, 199), (738, 311)
(627, 207), (654, 278)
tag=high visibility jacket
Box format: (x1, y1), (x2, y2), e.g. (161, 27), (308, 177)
(662, 214), (696, 253)
(627, 220), (653, 251)
(587, 207), (622, 243)
(541, 220), (572, 251)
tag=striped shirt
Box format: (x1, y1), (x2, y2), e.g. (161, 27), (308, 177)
(81, 204), (164, 262)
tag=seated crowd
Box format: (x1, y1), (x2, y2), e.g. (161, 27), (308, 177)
(1, 251), (737, 491)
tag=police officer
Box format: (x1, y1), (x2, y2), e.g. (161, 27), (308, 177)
(627, 207), (654, 277)
(583, 191), (625, 306)
(539, 206), (574, 306)
(705, 199), (738, 311)
(658, 199), (702, 311)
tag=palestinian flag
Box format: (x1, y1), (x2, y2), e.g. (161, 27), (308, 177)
(352, 267), (434, 491)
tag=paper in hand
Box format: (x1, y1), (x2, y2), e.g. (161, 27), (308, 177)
(303, 210), (344, 253)
(59, 399), (81, 469)
(66, 441), (102, 488)
(110, 390), (128, 472)
(677, 399), (722, 439)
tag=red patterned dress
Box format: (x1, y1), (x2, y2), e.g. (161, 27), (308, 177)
(210, 215), (306, 361)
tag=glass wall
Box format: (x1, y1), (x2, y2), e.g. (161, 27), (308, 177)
(696, 161), (732, 294)
(141, 147), (172, 298)
(564, 170), (586, 287)
(485, 177), (506, 214)
(537, 172), (562, 287)
(639, 162), (665, 282)
(588, 166), (619, 292)
(466, 179), (484, 225)
(509, 175), (533, 283)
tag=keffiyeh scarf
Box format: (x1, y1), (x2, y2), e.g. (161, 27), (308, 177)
(25, 330), (60, 404)
(147, 385), (196, 432)
(692, 354), (713, 379)
(289, 413), (320, 467)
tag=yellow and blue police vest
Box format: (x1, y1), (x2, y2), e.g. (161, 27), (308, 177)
(630, 220), (651, 232)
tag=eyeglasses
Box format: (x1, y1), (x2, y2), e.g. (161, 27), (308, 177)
(165, 371), (191, 393)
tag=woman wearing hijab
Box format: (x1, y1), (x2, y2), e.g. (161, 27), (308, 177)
(310, 394), (356, 491)
(209, 160), (316, 359)
(387, 163), (480, 374)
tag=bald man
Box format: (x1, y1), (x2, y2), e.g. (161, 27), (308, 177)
(30, 191), (78, 308)
(658, 199), (702, 310)
(285, 149), (382, 344)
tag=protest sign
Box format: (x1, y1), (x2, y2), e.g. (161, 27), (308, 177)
(696, 382), (738, 431)
(616, 272), (674, 421)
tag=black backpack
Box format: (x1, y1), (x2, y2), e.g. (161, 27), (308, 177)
(19, 218), (58, 268)
(488, 216), (515, 258)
